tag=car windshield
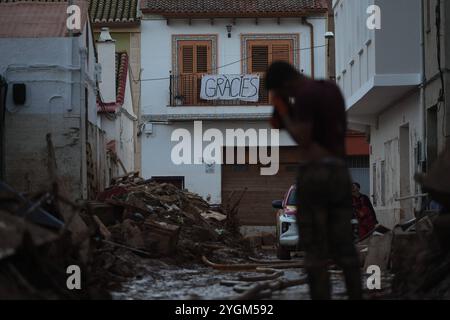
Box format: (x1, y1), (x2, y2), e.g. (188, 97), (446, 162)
(287, 188), (297, 205)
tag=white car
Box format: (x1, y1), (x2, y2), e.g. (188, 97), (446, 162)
(272, 185), (300, 260)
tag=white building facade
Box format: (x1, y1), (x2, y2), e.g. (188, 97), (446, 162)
(139, 0), (329, 227)
(0, 1), (105, 201)
(333, 0), (423, 228)
(97, 28), (137, 185)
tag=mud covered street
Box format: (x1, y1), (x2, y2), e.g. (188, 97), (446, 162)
(110, 249), (393, 300)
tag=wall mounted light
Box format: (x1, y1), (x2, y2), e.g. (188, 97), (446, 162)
(324, 31), (335, 58)
(324, 31), (335, 39)
(226, 25), (232, 38)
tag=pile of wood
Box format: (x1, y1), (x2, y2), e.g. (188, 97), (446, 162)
(88, 180), (248, 265)
(388, 213), (450, 299)
(389, 147), (450, 299)
(0, 183), (109, 299)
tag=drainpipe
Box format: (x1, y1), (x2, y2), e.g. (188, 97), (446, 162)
(421, 0), (427, 160)
(80, 46), (88, 200)
(419, 0), (426, 211)
(302, 17), (315, 79)
(0, 76), (6, 180)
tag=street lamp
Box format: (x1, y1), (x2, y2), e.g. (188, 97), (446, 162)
(324, 31), (334, 58)
(226, 25), (232, 38)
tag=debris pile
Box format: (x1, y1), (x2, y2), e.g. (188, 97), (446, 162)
(0, 182), (109, 299)
(85, 174), (252, 288)
(389, 147), (450, 299)
(0, 165), (251, 299)
(91, 175), (247, 257)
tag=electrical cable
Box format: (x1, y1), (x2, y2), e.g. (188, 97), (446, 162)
(137, 43), (326, 83)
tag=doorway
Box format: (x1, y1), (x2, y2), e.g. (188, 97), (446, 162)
(427, 106), (438, 169)
(399, 124), (412, 218)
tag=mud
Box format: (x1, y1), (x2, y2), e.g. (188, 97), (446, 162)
(111, 250), (392, 300)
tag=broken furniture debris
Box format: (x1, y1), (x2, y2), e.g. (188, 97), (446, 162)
(90, 178), (249, 262)
(0, 182), (108, 299)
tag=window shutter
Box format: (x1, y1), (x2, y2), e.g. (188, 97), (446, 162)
(178, 40), (212, 105)
(179, 44), (194, 104)
(250, 45), (269, 73)
(196, 45), (209, 73)
(271, 42), (291, 63)
(247, 39), (294, 104)
(181, 45), (194, 74)
(249, 44), (269, 103)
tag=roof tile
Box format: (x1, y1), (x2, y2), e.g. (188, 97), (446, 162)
(98, 51), (129, 112)
(140, 0), (328, 17)
(0, 0), (139, 25)
(90, 0), (139, 23)
(0, 1), (88, 38)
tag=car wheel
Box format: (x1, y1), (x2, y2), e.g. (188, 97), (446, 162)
(277, 246), (291, 260)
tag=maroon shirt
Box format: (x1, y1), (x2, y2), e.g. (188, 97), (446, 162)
(293, 79), (347, 158)
(272, 79), (347, 158)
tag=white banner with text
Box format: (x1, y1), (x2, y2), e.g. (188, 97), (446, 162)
(200, 74), (260, 102)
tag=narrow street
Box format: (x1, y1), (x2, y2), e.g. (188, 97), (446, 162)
(1, 0), (450, 308)
(110, 249), (392, 300)
(111, 254), (329, 300)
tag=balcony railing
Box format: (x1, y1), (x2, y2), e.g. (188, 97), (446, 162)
(169, 74), (269, 106)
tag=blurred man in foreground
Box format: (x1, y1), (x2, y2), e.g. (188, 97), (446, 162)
(266, 61), (362, 300)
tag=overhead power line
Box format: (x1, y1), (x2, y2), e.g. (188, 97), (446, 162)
(135, 44), (326, 83)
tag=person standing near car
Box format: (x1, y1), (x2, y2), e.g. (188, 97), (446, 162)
(265, 61), (362, 300)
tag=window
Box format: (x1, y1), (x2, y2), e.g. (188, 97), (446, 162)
(427, 105), (438, 168)
(178, 40), (212, 105)
(287, 187), (297, 205)
(171, 35), (217, 106)
(346, 155), (369, 168)
(151, 176), (185, 189)
(246, 39), (294, 104)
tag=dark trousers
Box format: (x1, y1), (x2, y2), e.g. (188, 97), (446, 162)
(296, 160), (362, 300)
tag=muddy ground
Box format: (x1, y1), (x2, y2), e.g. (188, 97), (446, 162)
(110, 249), (393, 300)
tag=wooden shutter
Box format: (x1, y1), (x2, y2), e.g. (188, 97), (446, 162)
(249, 43), (269, 104)
(179, 43), (195, 104)
(178, 40), (212, 105)
(251, 45), (269, 72)
(247, 39), (294, 104)
(271, 41), (292, 63)
(196, 45), (208, 73)
(181, 45), (194, 73)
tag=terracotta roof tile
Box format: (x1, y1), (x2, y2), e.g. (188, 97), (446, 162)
(141, 0), (328, 17)
(89, 0), (139, 24)
(0, 1), (88, 38)
(115, 51), (128, 105)
(0, 0), (140, 25)
(98, 51), (128, 113)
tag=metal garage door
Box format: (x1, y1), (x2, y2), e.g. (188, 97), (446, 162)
(221, 147), (299, 226)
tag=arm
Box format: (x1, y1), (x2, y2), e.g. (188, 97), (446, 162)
(280, 113), (313, 151)
(272, 95), (313, 152)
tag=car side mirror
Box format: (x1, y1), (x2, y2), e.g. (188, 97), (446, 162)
(272, 200), (283, 209)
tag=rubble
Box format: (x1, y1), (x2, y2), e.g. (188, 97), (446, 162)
(75, 175), (255, 296)
(363, 231), (393, 272)
(388, 147), (450, 299)
(0, 183), (109, 299)
(90, 179), (250, 263)
(0, 168), (251, 299)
